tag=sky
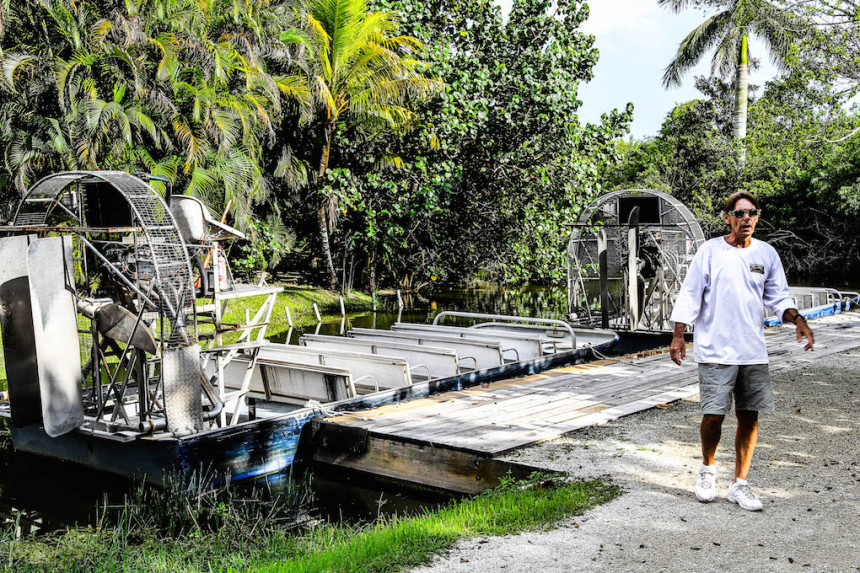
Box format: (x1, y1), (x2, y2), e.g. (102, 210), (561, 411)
(495, 1), (779, 140)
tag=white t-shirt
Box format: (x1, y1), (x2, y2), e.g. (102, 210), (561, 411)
(670, 237), (794, 364)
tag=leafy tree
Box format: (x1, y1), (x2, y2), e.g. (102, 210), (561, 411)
(779, 0), (860, 98)
(660, 0), (810, 160)
(331, 0), (632, 288)
(744, 67), (860, 274)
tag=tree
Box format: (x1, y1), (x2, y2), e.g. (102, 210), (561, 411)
(779, 0), (860, 97)
(603, 78), (741, 232)
(334, 0), (632, 287)
(285, 0), (442, 289)
(0, 0), (308, 228)
(660, 0), (809, 159)
(603, 70), (860, 278)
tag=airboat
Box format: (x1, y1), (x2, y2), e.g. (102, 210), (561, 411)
(0, 171), (617, 484)
(566, 188), (859, 333)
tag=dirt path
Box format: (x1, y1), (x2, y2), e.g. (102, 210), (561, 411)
(413, 348), (860, 573)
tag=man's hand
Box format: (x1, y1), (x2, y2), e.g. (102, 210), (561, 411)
(670, 322), (687, 365)
(795, 317), (814, 350)
(783, 309), (814, 351)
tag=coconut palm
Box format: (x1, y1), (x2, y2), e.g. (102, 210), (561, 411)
(289, 0), (443, 288)
(660, 0), (810, 154)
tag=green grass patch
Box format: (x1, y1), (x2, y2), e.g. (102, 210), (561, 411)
(0, 474), (619, 573)
(216, 286), (372, 336)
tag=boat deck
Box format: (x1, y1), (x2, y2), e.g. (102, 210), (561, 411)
(328, 313), (860, 456)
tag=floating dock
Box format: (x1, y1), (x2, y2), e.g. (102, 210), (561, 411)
(310, 313), (860, 493)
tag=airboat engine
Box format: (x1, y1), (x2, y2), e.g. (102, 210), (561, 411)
(567, 189), (706, 332)
(0, 171), (225, 438)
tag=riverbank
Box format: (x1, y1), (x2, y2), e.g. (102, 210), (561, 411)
(412, 347), (860, 573)
(218, 285), (373, 334)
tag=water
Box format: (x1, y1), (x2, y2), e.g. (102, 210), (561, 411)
(274, 284), (572, 344)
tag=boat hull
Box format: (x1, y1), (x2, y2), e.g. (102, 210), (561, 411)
(762, 300), (854, 328)
(7, 410), (316, 485)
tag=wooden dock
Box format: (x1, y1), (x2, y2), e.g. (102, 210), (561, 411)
(309, 313), (860, 492)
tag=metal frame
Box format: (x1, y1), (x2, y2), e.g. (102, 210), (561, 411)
(567, 189), (706, 332)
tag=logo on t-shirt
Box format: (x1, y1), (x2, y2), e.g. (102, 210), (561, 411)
(749, 263), (765, 274)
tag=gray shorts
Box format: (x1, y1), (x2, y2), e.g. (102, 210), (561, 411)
(698, 363), (774, 415)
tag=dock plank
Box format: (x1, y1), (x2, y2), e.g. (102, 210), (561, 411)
(378, 369), (696, 441)
(352, 363), (694, 435)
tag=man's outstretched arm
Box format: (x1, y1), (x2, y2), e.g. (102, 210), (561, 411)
(670, 322), (688, 365)
(782, 309), (814, 350)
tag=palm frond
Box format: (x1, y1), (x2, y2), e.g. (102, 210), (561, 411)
(2, 53), (36, 92)
(211, 108), (241, 149)
(663, 11), (733, 87)
(374, 152), (403, 169)
(658, 0), (699, 14)
(711, 27), (742, 79)
(752, 1), (812, 69)
(91, 19), (113, 45)
(274, 144), (309, 191)
(127, 107), (160, 147)
(187, 165), (219, 197)
(150, 33), (179, 81)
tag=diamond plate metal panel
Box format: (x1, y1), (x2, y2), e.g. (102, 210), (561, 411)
(163, 346), (202, 436)
(27, 236), (85, 437)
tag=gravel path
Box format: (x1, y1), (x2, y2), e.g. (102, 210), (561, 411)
(413, 348), (860, 573)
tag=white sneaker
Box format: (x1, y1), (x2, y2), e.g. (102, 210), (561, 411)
(695, 463), (717, 502)
(727, 478), (764, 511)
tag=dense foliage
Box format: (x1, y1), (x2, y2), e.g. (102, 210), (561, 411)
(2, 0), (857, 287)
(320, 0), (631, 288)
(0, 0), (630, 289)
(0, 0), (307, 227)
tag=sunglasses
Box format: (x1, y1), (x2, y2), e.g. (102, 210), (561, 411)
(727, 208), (760, 218)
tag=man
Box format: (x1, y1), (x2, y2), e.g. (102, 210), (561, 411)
(669, 191), (814, 511)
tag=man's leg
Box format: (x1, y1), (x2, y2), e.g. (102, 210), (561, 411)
(695, 364), (734, 502)
(734, 409), (759, 481)
(701, 414), (725, 465)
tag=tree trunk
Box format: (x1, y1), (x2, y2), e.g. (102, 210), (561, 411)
(733, 34), (749, 166)
(367, 247), (377, 292)
(316, 122), (338, 290)
(316, 203), (337, 289)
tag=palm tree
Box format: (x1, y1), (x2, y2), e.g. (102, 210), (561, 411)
(289, 0), (443, 288)
(660, 0), (809, 155)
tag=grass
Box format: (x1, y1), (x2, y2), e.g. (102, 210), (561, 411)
(217, 286), (373, 335)
(0, 285), (373, 391)
(0, 473), (620, 573)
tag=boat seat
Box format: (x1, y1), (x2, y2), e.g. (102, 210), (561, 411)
(170, 195), (245, 243)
